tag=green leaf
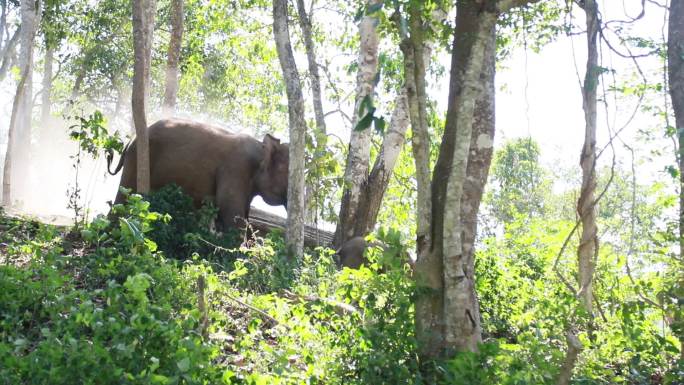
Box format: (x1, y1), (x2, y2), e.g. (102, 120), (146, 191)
(366, 2), (383, 14)
(355, 108), (376, 131)
(374, 116), (386, 134)
(359, 94), (374, 116)
(177, 357), (190, 373)
(354, 6), (364, 22)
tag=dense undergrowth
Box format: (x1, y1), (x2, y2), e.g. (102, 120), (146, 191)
(0, 187), (681, 384)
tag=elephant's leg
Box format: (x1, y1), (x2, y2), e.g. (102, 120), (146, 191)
(215, 179), (250, 231)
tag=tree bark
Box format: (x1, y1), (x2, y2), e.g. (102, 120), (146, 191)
(441, 11), (495, 353)
(458, 7), (496, 347)
(557, 1), (599, 384)
(406, 6), (443, 271)
(3, 0), (37, 206)
(353, 89), (410, 235)
(417, 0), (485, 357)
(132, 0), (152, 193)
(295, 0), (326, 140)
(334, 0), (381, 247)
(162, 0), (183, 116)
(577, 0), (599, 318)
(667, 0), (684, 363)
(9, 0), (39, 204)
(0, 25), (19, 81)
(2, 66), (29, 206)
(415, 0), (537, 358)
(273, 0), (306, 256)
(0, 0), (7, 53)
(40, 45), (53, 125)
(143, 0), (156, 108)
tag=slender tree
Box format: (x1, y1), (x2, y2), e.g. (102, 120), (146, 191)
(131, 0), (155, 193)
(334, 0), (381, 247)
(557, 1), (599, 384)
(0, 25), (20, 81)
(273, 0), (306, 256)
(162, 0), (183, 116)
(40, 45), (53, 125)
(295, 0), (326, 142)
(2, 0), (38, 206)
(667, 0), (684, 362)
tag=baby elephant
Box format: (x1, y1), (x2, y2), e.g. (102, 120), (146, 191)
(108, 118), (289, 230)
(335, 236), (390, 269)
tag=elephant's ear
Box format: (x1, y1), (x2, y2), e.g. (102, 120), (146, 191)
(263, 134), (281, 146)
(262, 134), (281, 167)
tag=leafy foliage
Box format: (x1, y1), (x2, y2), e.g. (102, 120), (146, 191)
(143, 184), (241, 264)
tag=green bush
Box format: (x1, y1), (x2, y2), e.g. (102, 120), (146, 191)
(143, 184), (241, 265)
(0, 194), (225, 384)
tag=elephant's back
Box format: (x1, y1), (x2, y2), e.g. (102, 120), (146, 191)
(142, 119), (258, 204)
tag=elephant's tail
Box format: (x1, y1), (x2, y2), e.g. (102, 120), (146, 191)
(106, 142), (130, 176)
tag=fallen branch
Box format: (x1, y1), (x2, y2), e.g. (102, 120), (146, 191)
(224, 293), (279, 326)
(280, 289), (359, 316)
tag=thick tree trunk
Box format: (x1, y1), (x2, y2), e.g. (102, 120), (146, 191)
(334, 0), (381, 247)
(273, 0), (306, 256)
(132, 0), (151, 193)
(667, 0), (684, 363)
(441, 12), (495, 353)
(415, 0), (536, 358)
(162, 0), (183, 116)
(458, 11), (496, 348)
(416, 0), (483, 357)
(40, 45), (53, 125)
(557, 1), (599, 384)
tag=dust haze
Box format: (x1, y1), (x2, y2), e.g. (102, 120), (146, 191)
(0, 101), (285, 225)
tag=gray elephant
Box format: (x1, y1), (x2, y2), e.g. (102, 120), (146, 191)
(107, 118), (289, 229)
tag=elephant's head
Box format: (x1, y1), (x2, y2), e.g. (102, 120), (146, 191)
(256, 134), (289, 207)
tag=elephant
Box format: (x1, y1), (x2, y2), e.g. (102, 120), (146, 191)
(335, 236), (414, 271)
(335, 236), (370, 269)
(107, 118), (289, 230)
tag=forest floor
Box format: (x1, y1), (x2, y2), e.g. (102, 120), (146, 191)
(0, 199), (417, 385)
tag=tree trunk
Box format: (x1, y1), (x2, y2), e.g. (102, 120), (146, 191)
(415, 0), (537, 358)
(273, 0), (306, 257)
(667, 0), (684, 363)
(334, 0), (381, 247)
(0, 25), (19, 81)
(416, 0), (484, 357)
(441, 11), (496, 353)
(132, 0), (152, 193)
(557, 1), (599, 384)
(353, 89), (410, 235)
(458, 7), (496, 348)
(10, 0), (39, 204)
(0, 0), (6, 53)
(2, 67), (29, 206)
(3, 0), (37, 206)
(162, 0), (183, 116)
(295, 0), (325, 140)
(40, 45), (53, 125)
(143, 0), (156, 108)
